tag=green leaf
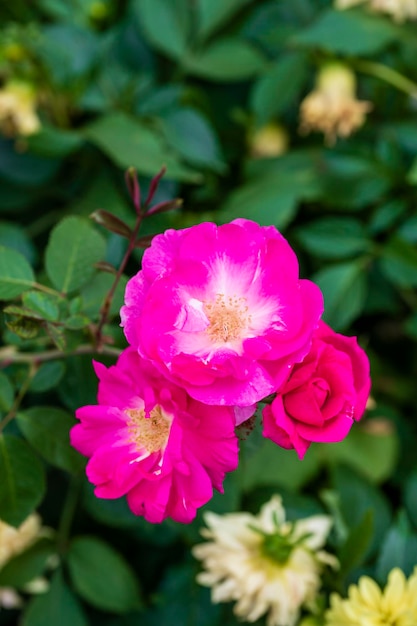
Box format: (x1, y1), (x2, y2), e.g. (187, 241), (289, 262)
(332, 465), (391, 559)
(0, 222), (35, 264)
(29, 361), (66, 393)
(242, 438), (321, 492)
(339, 509), (374, 576)
(250, 53), (308, 125)
(376, 512), (417, 582)
(160, 108), (226, 173)
(0, 246), (35, 300)
(84, 113), (202, 183)
(5, 315), (42, 340)
(67, 536), (141, 613)
(0, 434), (45, 527)
(45, 216), (106, 294)
(80, 272), (128, 319)
(219, 170), (315, 229)
(46, 324), (66, 351)
(27, 126), (84, 158)
(0, 372), (14, 412)
(0, 538), (54, 588)
(197, 0), (254, 39)
(63, 314), (90, 330)
(22, 569), (88, 626)
(318, 154), (392, 210)
(379, 235), (417, 288)
(404, 471), (417, 528)
(22, 291), (60, 322)
(294, 8), (399, 55)
(313, 260), (368, 330)
(17, 407), (85, 474)
(296, 217), (371, 260)
(185, 39), (266, 81)
(134, 0), (189, 59)
(319, 423), (399, 484)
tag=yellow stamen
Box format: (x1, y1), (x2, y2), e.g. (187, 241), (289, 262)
(126, 405), (171, 454)
(204, 293), (251, 343)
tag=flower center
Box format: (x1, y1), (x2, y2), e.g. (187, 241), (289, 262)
(204, 293), (251, 343)
(126, 405), (172, 454)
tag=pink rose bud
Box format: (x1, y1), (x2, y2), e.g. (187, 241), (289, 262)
(262, 321), (371, 459)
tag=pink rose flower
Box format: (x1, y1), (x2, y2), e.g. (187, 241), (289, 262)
(70, 349), (238, 524)
(120, 219), (323, 407)
(262, 321), (371, 459)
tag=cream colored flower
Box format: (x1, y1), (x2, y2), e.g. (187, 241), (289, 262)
(335, 0), (417, 21)
(0, 81), (40, 137)
(193, 496), (337, 626)
(325, 567), (417, 626)
(299, 64), (372, 146)
(0, 514), (43, 570)
(249, 123), (289, 159)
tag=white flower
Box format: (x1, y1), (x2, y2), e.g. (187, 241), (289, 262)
(335, 0), (417, 21)
(193, 496), (337, 626)
(299, 63), (372, 146)
(0, 514), (43, 569)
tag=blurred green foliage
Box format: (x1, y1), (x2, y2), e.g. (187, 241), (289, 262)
(0, 0), (417, 624)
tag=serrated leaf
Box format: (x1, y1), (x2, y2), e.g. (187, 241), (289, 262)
(17, 407), (85, 474)
(22, 291), (60, 322)
(64, 314), (90, 330)
(185, 39), (266, 81)
(22, 569), (88, 626)
(6, 316), (42, 339)
(45, 324), (66, 350)
(0, 434), (45, 527)
(294, 8), (399, 55)
(84, 113), (202, 183)
(313, 260), (368, 330)
(0, 246), (35, 300)
(250, 53), (308, 125)
(45, 216), (106, 294)
(67, 536), (141, 613)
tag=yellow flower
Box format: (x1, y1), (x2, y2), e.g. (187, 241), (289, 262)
(0, 81), (40, 137)
(0, 514), (43, 570)
(299, 63), (372, 146)
(193, 496), (337, 626)
(325, 567), (417, 626)
(249, 123), (289, 159)
(335, 0), (417, 21)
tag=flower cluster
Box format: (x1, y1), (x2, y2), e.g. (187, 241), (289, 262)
(72, 218), (370, 523)
(193, 496), (337, 626)
(325, 567), (417, 625)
